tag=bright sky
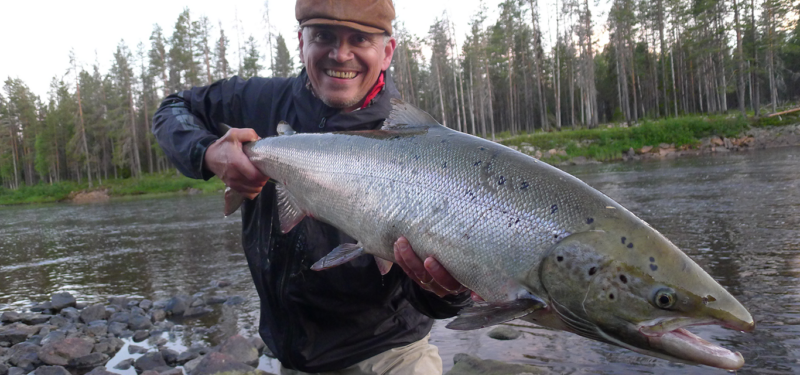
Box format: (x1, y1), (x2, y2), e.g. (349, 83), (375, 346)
(0, 0), (605, 100)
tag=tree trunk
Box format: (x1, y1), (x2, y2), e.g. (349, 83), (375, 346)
(733, 0), (746, 116)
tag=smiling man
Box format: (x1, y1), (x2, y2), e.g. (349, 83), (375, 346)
(152, 0), (472, 374)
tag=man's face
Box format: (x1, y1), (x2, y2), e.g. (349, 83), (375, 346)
(299, 25), (395, 111)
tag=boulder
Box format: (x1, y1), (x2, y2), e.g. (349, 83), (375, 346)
(68, 352), (110, 369)
(224, 296), (245, 306)
(134, 352), (169, 373)
(59, 308), (80, 322)
(1, 312), (20, 324)
(8, 342), (41, 371)
(161, 368), (184, 375)
(176, 350), (199, 365)
(32, 366), (71, 375)
(84, 321), (108, 337)
(189, 352), (262, 375)
(108, 312), (130, 324)
(20, 313), (53, 325)
(38, 337), (93, 366)
(129, 315), (153, 331)
(114, 358), (134, 370)
(84, 367), (119, 375)
(165, 297), (190, 317)
(218, 335), (259, 367)
(50, 293), (77, 311)
(128, 345), (148, 355)
(107, 322), (128, 336)
(150, 309), (167, 322)
(80, 305), (106, 324)
(30, 302), (53, 313)
(39, 331), (66, 347)
(203, 295), (227, 306)
(160, 347), (180, 366)
(0, 324), (39, 345)
(139, 299), (153, 311)
(183, 356), (203, 374)
(0, 363), (6, 375)
(486, 326), (521, 340)
(7, 368), (25, 375)
(446, 353), (549, 375)
(182, 307), (212, 318)
(133, 330), (150, 342)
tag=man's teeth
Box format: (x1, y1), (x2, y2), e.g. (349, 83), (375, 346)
(326, 70), (357, 79)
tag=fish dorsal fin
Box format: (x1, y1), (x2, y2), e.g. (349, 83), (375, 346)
(311, 243), (365, 271)
(277, 121), (296, 135)
(446, 296), (546, 330)
(276, 182), (306, 234)
(382, 98), (443, 130)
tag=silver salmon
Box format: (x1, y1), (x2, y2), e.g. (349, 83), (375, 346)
(224, 99), (754, 370)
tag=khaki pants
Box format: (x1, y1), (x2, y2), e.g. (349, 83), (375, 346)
(279, 334), (442, 375)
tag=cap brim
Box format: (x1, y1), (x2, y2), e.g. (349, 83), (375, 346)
(299, 18), (386, 35)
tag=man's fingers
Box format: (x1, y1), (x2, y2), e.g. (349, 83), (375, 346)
(225, 128), (260, 143)
(424, 257), (463, 294)
(393, 237), (428, 282)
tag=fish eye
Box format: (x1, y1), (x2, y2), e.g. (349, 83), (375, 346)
(652, 288), (677, 309)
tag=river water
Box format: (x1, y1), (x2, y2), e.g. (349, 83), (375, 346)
(1, 147), (798, 374)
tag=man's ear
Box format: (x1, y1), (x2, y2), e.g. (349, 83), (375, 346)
(381, 37), (396, 71)
(298, 29), (305, 62)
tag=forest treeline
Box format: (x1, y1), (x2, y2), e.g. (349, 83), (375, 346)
(2, 0), (800, 189)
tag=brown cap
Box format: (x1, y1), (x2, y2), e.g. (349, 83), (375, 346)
(296, 0), (395, 36)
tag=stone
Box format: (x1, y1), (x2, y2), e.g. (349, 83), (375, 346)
(30, 302), (53, 312)
(84, 367), (119, 375)
(218, 335), (259, 367)
(84, 321), (108, 337)
(133, 330), (150, 342)
(183, 356), (203, 374)
(50, 293), (77, 311)
(134, 352), (168, 373)
(150, 309), (167, 322)
(710, 136), (724, 146)
(80, 305), (106, 324)
(141, 371), (160, 375)
(210, 279), (232, 288)
(203, 295), (227, 306)
(128, 345), (148, 355)
(176, 350), (199, 365)
(114, 358), (134, 370)
(108, 312), (130, 324)
(68, 352), (110, 368)
(20, 313), (52, 325)
(7, 368), (25, 375)
(93, 337), (121, 355)
(160, 347), (180, 366)
(0, 324), (39, 345)
(224, 296), (245, 306)
(107, 322), (128, 336)
(161, 368), (184, 375)
(32, 366), (71, 375)
(182, 307), (212, 318)
(129, 315), (153, 331)
(249, 336), (265, 355)
(130, 307), (145, 317)
(107, 297), (129, 308)
(165, 297), (189, 317)
(152, 299), (169, 310)
(38, 337), (93, 366)
(447, 353), (548, 375)
(59, 308), (80, 322)
(189, 352), (261, 375)
(487, 326), (521, 340)
(139, 299), (153, 310)
(156, 338), (168, 347)
(40, 331), (66, 346)
(0, 363), (6, 375)
(639, 145), (654, 154)
(0, 312), (20, 323)
(48, 316), (68, 328)
(190, 298), (205, 308)
(9, 342), (42, 370)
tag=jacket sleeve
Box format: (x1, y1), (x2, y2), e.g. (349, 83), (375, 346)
(151, 76), (276, 180)
(402, 277), (473, 319)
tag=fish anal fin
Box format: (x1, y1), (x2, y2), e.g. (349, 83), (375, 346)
(382, 99), (443, 130)
(276, 183), (305, 234)
(446, 297), (546, 331)
(311, 243), (365, 271)
(374, 256), (393, 275)
(224, 187), (246, 216)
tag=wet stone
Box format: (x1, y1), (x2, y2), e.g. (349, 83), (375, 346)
(79, 305), (106, 324)
(203, 295), (227, 305)
(219, 335), (259, 367)
(20, 313), (52, 325)
(108, 312), (130, 324)
(139, 299), (153, 310)
(50, 293), (76, 311)
(176, 350), (199, 365)
(151, 309), (166, 322)
(189, 352), (260, 375)
(1, 312), (20, 324)
(134, 352), (168, 373)
(130, 307), (145, 317)
(59, 308), (80, 322)
(32, 366), (71, 375)
(487, 326), (522, 341)
(182, 307), (212, 318)
(165, 297), (190, 317)
(107, 322), (128, 336)
(7, 368), (25, 375)
(129, 315), (153, 331)
(8, 342), (41, 371)
(132, 330), (150, 343)
(447, 353), (549, 375)
(224, 296), (245, 306)
(38, 337), (93, 366)
(160, 347), (180, 366)
(84, 366), (119, 375)
(30, 302), (53, 313)
(128, 345), (148, 355)
(68, 352), (110, 368)
(114, 358), (135, 370)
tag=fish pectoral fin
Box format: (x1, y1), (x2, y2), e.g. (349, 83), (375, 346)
(276, 121), (296, 135)
(311, 243), (365, 271)
(374, 256), (393, 275)
(276, 183), (306, 234)
(224, 187), (246, 216)
(382, 99), (443, 130)
(446, 297), (546, 331)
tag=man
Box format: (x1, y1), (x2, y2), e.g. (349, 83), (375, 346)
(152, 0), (473, 374)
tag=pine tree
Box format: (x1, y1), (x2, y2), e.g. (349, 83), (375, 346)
(240, 35), (263, 79)
(271, 34), (294, 77)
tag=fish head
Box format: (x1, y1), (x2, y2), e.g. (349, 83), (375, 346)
(536, 223), (754, 370)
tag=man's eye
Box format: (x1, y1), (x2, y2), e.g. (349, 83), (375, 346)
(315, 32), (334, 42)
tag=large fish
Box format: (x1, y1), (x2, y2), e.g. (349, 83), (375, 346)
(223, 99), (754, 370)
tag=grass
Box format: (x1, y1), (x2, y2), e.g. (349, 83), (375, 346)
(0, 173), (225, 206)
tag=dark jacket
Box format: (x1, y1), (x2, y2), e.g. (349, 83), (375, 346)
(152, 70), (471, 372)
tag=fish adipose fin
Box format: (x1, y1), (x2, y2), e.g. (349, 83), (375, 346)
(374, 256), (393, 275)
(276, 183), (306, 234)
(446, 297), (546, 330)
(382, 99), (444, 130)
(311, 243), (365, 271)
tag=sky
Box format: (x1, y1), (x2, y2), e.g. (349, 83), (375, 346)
(0, 0), (605, 100)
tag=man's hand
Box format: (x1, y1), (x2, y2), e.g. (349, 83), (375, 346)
(393, 236), (482, 301)
(204, 128), (269, 199)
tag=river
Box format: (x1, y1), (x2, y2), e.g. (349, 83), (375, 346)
(1, 146), (798, 374)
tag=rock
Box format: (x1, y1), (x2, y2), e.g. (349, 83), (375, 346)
(160, 347), (180, 366)
(128, 345), (149, 355)
(130, 307), (146, 317)
(108, 312), (130, 324)
(151, 309), (167, 323)
(626, 147), (635, 157)
(38, 337), (93, 366)
(134, 352), (168, 373)
(182, 307), (212, 318)
(20, 313), (52, 325)
(165, 297), (189, 317)
(189, 352), (261, 375)
(218, 335), (259, 367)
(129, 315), (153, 331)
(139, 299), (153, 311)
(0, 324), (39, 345)
(447, 353), (548, 375)
(71, 190), (110, 204)
(30, 302), (53, 313)
(487, 326), (521, 340)
(8, 342), (41, 371)
(203, 295), (227, 306)
(84, 367), (119, 375)
(84, 321), (108, 337)
(68, 352), (110, 368)
(114, 358), (135, 370)
(638, 145), (653, 154)
(141, 371), (160, 375)
(1, 312), (20, 324)
(80, 305), (106, 324)
(50, 293), (77, 311)
(7, 368), (25, 375)
(0, 363), (6, 375)
(107, 322), (128, 336)
(183, 356), (203, 374)
(176, 351), (199, 365)
(224, 296), (245, 306)
(59, 308), (80, 322)
(32, 366), (71, 375)
(249, 336), (265, 355)
(133, 330), (150, 343)
(190, 297), (205, 308)
(93, 337), (122, 355)
(209, 279), (232, 288)
(48, 316), (68, 328)
(162, 368), (184, 375)
(39, 331), (66, 347)
(710, 136), (724, 146)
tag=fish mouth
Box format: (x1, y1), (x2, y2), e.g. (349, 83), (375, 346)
(631, 317), (751, 370)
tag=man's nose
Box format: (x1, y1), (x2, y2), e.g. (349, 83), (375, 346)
(329, 41), (353, 62)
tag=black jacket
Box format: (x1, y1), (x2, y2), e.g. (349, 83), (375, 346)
(152, 70), (471, 372)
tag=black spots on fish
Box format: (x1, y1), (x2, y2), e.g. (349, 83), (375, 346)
(588, 267), (597, 276)
(413, 155), (420, 160)
(621, 237), (626, 244)
(441, 139), (448, 144)
(474, 160), (482, 166)
(650, 264), (658, 271)
(479, 147), (486, 151)
(498, 176), (506, 185)
(550, 205), (558, 214)
(586, 218), (594, 224)
(649, 257), (655, 262)
(442, 162), (448, 169)
(520, 181), (529, 190)
(627, 243), (634, 249)
(619, 275), (628, 284)
(609, 293), (615, 300)
(557, 256), (564, 262)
